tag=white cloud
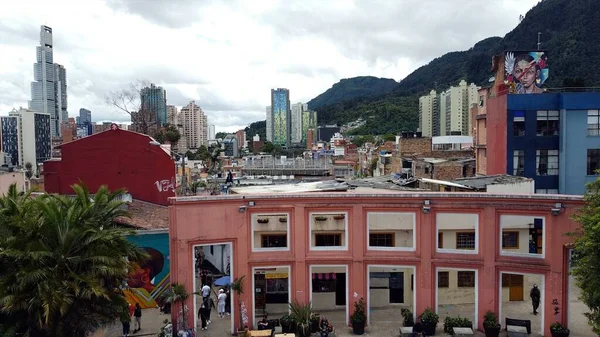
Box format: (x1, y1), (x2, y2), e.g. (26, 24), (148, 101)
(0, 0), (539, 133)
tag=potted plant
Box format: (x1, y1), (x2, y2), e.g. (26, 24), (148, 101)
(280, 314), (294, 333)
(289, 300), (312, 337)
(419, 307), (439, 336)
(443, 316), (472, 335)
(350, 298), (366, 335)
(315, 216), (328, 221)
(231, 275), (247, 335)
(333, 214), (345, 220)
(550, 299), (570, 337)
(483, 311), (501, 337)
(279, 217), (287, 223)
(550, 322), (570, 337)
(257, 218), (269, 224)
(401, 308), (414, 327)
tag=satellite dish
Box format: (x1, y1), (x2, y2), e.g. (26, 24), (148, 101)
(488, 77), (495, 82)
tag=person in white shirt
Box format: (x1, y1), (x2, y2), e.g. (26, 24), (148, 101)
(217, 289), (227, 318)
(201, 284), (210, 301)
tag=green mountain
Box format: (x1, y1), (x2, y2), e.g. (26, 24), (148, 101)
(313, 0), (600, 135)
(307, 76), (398, 111)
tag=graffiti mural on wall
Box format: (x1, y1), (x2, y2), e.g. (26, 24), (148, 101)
(124, 232), (170, 309)
(505, 51), (549, 94)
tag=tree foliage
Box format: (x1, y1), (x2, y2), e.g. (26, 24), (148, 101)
(571, 176), (600, 334)
(215, 132), (227, 140)
(244, 120), (266, 142)
(105, 80), (158, 135)
(153, 124), (181, 148)
(0, 184), (148, 337)
(307, 76), (398, 112)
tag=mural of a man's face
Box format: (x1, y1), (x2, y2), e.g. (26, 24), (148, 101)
(128, 266), (152, 288)
(514, 60), (539, 89)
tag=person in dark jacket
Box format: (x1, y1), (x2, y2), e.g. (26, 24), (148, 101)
(133, 303), (142, 332)
(120, 308), (131, 337)
(198, 301), (209, 330)
(205, 296), (216, 324)
(530, 284), (541, 315)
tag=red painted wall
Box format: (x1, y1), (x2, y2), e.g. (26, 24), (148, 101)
(486, 95), (508, 175)
(44, 128), (175, 205)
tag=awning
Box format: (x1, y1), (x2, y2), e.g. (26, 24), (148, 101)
(312, 273), (337, 280)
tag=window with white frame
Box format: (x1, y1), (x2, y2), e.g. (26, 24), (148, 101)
(500, 215), (544, 257)
(536, 149), (559, 175)
(367, 212), (415, 250)
(436, 213), (479, 253)
(310, 213), (347, 250)
(251, 213), (290, 251)
(536, 110), (559, 136)
(588, 110), (600, 136)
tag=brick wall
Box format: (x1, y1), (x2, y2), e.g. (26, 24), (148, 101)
(412, 159), (476, 181)
(398, 137), (432, 155)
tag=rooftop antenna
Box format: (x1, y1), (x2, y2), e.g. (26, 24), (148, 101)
(537, 32), (542, 51)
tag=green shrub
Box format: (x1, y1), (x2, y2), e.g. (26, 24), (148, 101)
(443, 316), (473, 334)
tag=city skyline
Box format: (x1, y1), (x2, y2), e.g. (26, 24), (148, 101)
(1, 1), (538, 133)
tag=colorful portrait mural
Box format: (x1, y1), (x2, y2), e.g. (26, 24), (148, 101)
(504, 51), (549, 94)
(124, 232), (170, 309)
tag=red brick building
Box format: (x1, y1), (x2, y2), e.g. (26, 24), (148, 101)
(44, 124), (175, 205)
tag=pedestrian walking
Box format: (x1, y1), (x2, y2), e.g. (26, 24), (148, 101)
(206, 296), (216, 324)
(133, 303), (142, 332)
(198, 300), (209, 330)
(217, 289), (227, 317)
(201, 283), (211, 302)
(530, 284), (541, 315)
(120, 307), (131, 337)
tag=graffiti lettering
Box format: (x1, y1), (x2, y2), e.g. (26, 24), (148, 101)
(154, 178), (175, 192)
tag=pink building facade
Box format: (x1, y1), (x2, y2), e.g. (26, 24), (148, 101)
(169, 192), (582, 336)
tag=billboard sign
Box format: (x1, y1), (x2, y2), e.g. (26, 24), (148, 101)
(505, 51), (549, 94)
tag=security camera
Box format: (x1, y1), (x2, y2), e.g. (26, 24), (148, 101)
(551, 208), (561, 216)
(238, 206), (247, 213)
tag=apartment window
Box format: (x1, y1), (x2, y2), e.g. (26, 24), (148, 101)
(587, 149), (600, 175)
(369, 233), (394, 247)
(315, 234), (342, 247)
(588, 110), (600, 136)
(457, 271), (475, 287)
(261, 235), (287, 248)
(455, 232), (476, 250)
(502, 232), (519, 249)
(438, 232), (443, 249)
(536, 110), (559, 136)
(536, 149), (559, 175)
(438, 271), (449, 288)
(513, 150), (525, 176)
(513, 112), (525, 136)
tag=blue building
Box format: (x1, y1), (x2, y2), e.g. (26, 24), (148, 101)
(271, 88), (291, 147)
(506, 92), (600, 195)
(141, 83), (167, 126)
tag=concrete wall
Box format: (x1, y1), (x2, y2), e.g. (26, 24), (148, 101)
(487, 181), (535, 194)
(202, 244), (231, 274)
(0, 171), (27, 194)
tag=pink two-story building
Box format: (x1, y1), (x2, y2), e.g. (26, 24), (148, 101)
(169, 191), (583, 336)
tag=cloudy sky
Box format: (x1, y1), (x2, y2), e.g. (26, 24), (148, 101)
(0, 0), (538, 133)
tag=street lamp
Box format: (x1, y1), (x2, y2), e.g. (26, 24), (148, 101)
(149, 140), (187, 195)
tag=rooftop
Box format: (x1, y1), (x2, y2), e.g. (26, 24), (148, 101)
(114, 200), (169, 230)
(451, 174), (533, 189)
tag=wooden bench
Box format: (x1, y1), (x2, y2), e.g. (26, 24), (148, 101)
(505, 317), (531, 335)
(399, 326), (413, 337)
(452, 327), (474, 336)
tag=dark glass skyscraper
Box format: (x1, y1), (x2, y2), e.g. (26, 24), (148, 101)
(141, 83), (167, 126)
(271, 88), (291, 147)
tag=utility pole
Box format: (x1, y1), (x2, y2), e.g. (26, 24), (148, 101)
(179, 153), (187, 196)
(537, 32), (542, 51)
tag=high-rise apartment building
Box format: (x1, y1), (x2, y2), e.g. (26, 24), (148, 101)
(266, 106), (273, 142)
(301, 109), (317, 145)
(418, 80), (479, 137)
(167, 105), (178, 125)
(271, 88), (291, 147)
(78, 108), (92, 125)
(1, 116), (20, 166)
(208, 125), (216, 141)
(7, 108), (51, 167)
(291, 102), (308, 143)
(141, 83), (167, 126)
(29, 25), (67, 138)
(180, 101), (208, 149)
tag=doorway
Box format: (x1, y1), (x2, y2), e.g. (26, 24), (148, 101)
(192, 243), (234, 334)
(252, 266), (291, 327)
(310, 265), (348, 327)
(499, 272), (544, 336)
(503, 274), (524, 301)
(367, 265), (415, 325)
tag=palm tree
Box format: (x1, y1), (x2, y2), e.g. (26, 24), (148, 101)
(231, 276), (246, 331)
(0, 184), (148, 337)
(162, 283), (199, 332)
